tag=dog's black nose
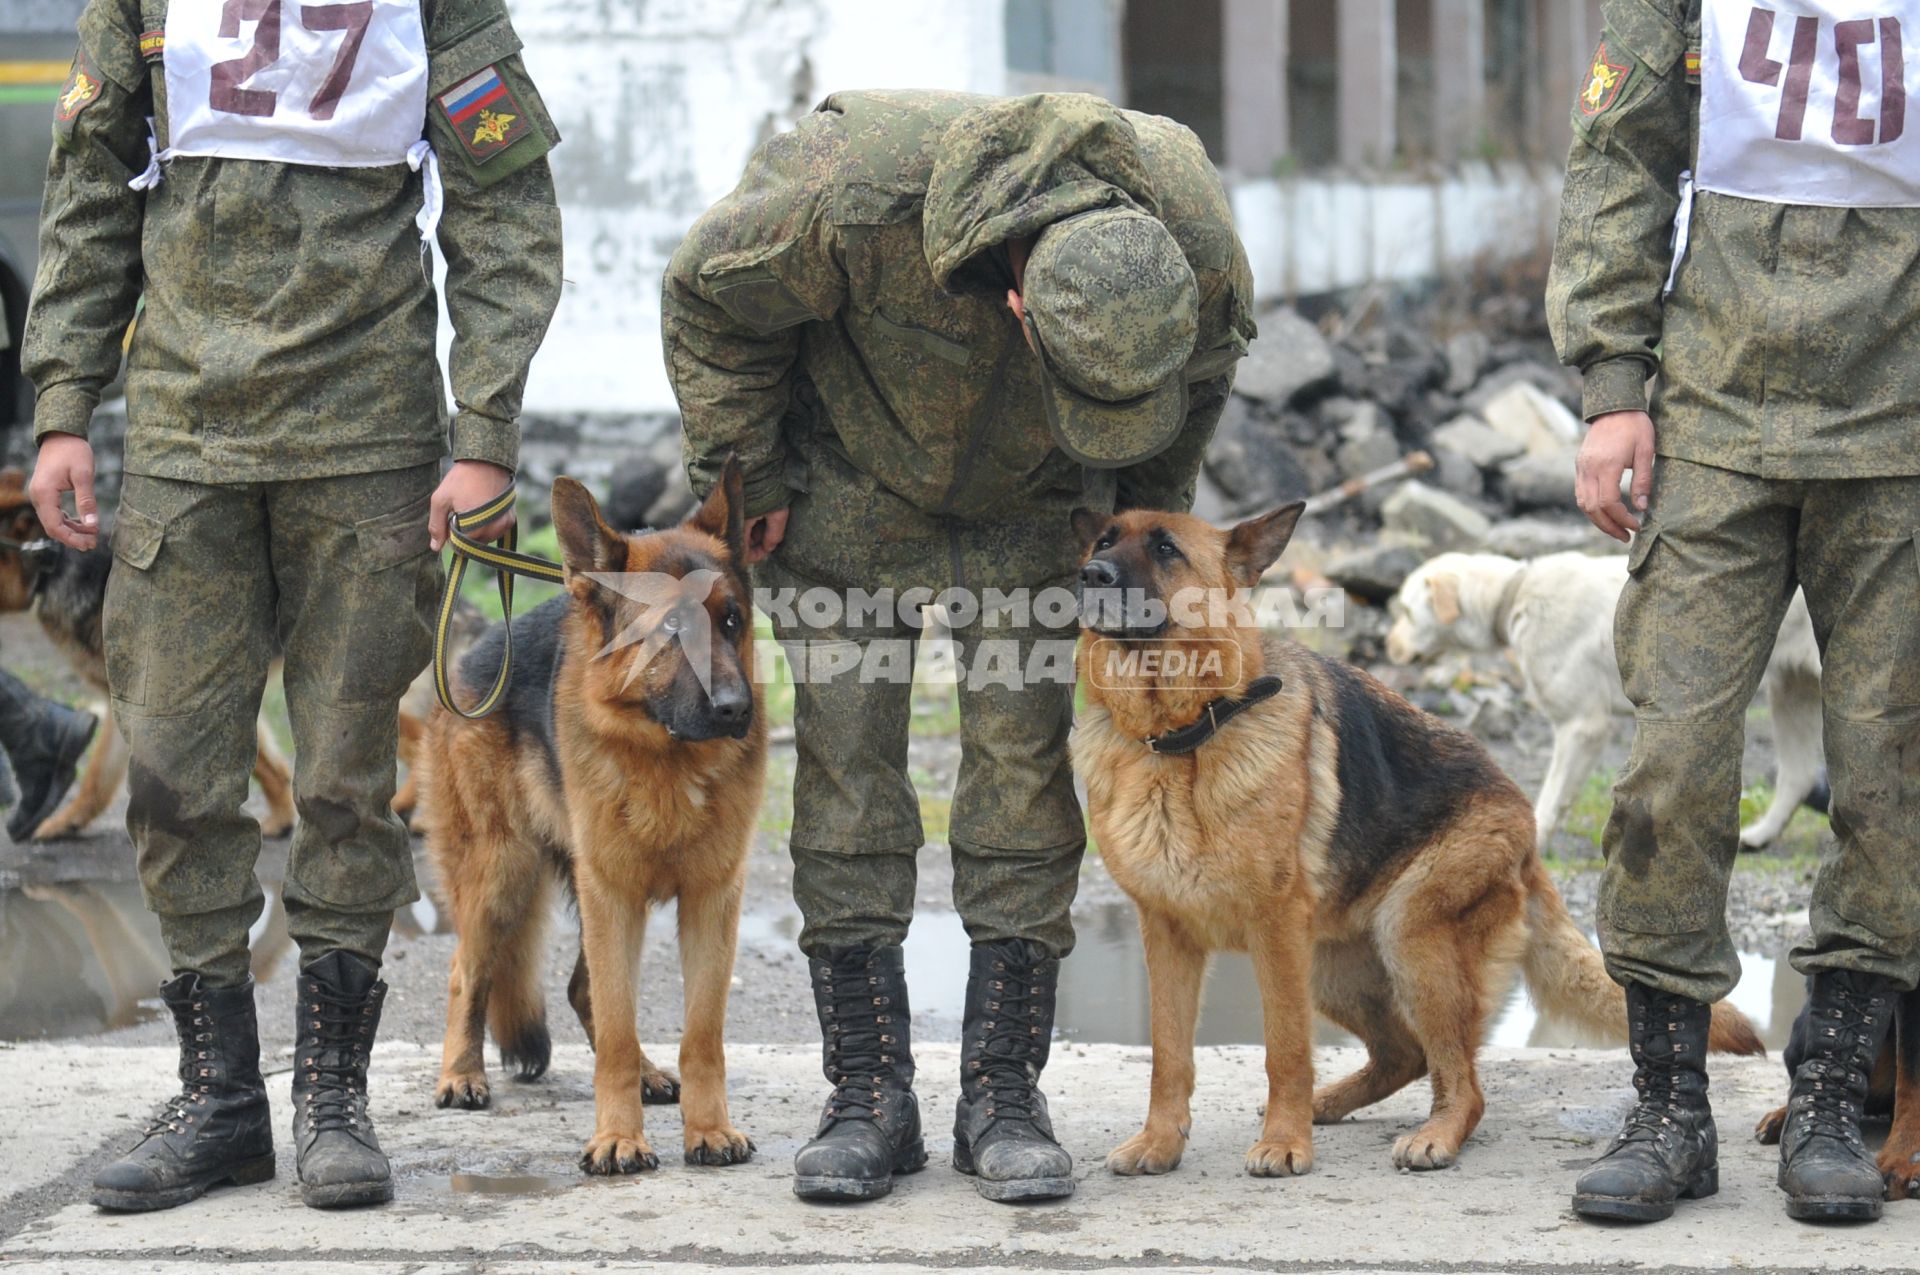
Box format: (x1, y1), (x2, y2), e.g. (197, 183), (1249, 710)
(1080, 558), (1118, 588)
(708, 687), (752, 724)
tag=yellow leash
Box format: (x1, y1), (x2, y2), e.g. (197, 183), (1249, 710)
(433, 484), (567, 719)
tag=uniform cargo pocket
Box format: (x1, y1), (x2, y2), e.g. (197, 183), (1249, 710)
(1626, 524), (1660, 574)
(103, 502), (165, 708)
(338, 494), (439, 707)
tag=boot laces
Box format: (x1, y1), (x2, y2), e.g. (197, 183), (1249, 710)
(822, 967), (897, 1122)
(972, 962), (1047, 1125)
(300, 984), (374, 1134)
(1613, 1002), (1698, 1154)
(1793, 988), (1884, 1148)
(148, 999), (217, 1136)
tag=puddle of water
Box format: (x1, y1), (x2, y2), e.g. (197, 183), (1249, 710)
(0, 878), (170, 1040)
(745, 900), (1802, 1052)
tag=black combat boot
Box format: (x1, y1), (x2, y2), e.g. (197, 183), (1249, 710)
(1779, 970), (1897, 1222)
(1572, 982), (1718, 1222)
(91, 975), (275, 1211)
(793, 945), (928, 1201)
(292, 951), (393, 1208)
(952, 939), (1074, 1202)
(0, 669), (96, 842)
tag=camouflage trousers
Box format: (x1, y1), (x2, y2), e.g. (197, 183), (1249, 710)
(106, 465), (440, 987)
(1602, 456), (1920, 1003)
(757, 504), (1087, 959)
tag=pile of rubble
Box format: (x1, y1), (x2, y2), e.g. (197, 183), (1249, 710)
(1200, 303), (1615, 601)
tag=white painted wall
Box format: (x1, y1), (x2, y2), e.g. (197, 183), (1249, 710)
(513, 0), (1009, 418)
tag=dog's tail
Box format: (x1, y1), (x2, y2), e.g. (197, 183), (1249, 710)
(1519, 858), (1764, 1055)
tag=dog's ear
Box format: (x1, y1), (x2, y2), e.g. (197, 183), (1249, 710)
(551, 477), (624, 575)
(1428, 573), (1462, 627)
(688, 455), (747, 566)
(1225, 502), (1305, 587)
(1070, 507), (1108, 554)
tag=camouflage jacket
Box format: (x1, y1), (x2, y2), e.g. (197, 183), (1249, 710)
(1548, 0), (1920, 478)
(24, 0), (564, 480)
(664, 90), (1255, 522)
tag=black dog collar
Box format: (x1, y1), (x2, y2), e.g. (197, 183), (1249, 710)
(1143, 675), (1284, 755)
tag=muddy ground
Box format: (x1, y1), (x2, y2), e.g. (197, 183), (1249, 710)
(0, 602), (1824, 1055)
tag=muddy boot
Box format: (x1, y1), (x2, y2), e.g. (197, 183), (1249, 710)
(1572, 982), (1717, 1222)
(792, 945), (927, 1201)
(952, 939), (1074, 1202)
(91, 975), (275, 1211)
(1779, 970), (1897, 1222)
(292, 951), (393, 1208)
(0, 669), (96, 842)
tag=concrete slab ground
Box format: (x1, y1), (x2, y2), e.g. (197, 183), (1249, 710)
(1, 1042), (1913, 1272)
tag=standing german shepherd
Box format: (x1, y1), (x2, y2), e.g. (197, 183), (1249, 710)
(423, 461), (766, 1175)
(1069, 502), (1763, 1178)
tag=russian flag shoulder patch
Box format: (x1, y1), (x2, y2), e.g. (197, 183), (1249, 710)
(437, 65), (531, 163)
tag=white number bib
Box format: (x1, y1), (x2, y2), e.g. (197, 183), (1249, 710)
(162, 0), (428, 168)
(1698, 0), (1920, 206)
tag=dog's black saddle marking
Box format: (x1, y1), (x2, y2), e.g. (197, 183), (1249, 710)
(1143, 675), (1284, 755)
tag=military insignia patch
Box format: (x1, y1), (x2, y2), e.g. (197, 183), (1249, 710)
(55, 49), (102, 122)
(139, 30), (164, 62)
(1580, 42), (1633, 117)
(438, 66), (531, 164)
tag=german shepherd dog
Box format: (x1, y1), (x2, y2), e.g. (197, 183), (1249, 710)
(1069, 503), (1764, 1178)
(1757, 985), (1920, 1201)
(423, 462), (766, 1175)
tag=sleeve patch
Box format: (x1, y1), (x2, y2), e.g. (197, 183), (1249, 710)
(1579, 42), (1634, 117)
(55, 48), (104, 122)
(140, 30), (165, 63)
(437, 65), (532, 164)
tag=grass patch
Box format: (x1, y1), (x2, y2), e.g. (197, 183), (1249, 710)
(1550, 768), (1831, 864)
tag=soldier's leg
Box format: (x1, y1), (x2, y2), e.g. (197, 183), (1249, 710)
(1789, 473), (1920, 991)
(268, 465), (439, 968)
(1598, 458), (1797, 1001)
(759, 553), (930, 1202)
(758, 554), (922, 953)
(266, 464), (438, 1209)
(108, 475), (277, 987)
(1770, 474), (1920, 1221)
(946, 570), (1082, 1202)
(91, 474), (278, 1211)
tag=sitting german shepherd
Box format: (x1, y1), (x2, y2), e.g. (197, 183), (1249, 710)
(423, 462), (766, 1175)
(1757, 984), (1920, 1201)
(1069, 502), (1763, 1178)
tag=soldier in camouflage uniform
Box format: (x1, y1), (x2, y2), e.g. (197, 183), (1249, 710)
(664, 90), (1253, 1203)
(1550, 0), (1920, 1225)
(23, 0), (562, 1212)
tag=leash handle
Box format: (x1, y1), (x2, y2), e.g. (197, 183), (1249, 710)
(433, 483), (567, 720)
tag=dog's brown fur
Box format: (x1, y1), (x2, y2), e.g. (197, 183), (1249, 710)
(1070, 503), (1764, 1179)
(423, 462), (767, 1175)
(0, 469), (293, 840)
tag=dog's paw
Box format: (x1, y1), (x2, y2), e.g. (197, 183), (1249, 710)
(259, 812), (295, 839)
(1106, 1127), (1186, 1176)
(1879, 1142), (1920, 1201)
(1391, 1128), (1459, 1171)
(30, 811), (83, 841)
(684, 1125), (754, 1167)
(581, 1132), (658, 1175)
(640, 1069), (681, 1105)
(1245, 1135), (1314, 1177)
(1754, 1105), (1787, 1145)
(433, 1072), (491, 1110)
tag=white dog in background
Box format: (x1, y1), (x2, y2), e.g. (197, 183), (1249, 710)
(1386, 551), (1824, 851)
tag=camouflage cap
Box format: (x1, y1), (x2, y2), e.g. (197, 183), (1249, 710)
(1023, 206), (1198, 469)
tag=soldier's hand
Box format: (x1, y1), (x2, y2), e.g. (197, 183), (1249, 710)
(28, 433), (100, 552)
(745, 509), (789, 564)
(1576, 410), (1655, 544)
(430, 460), (514, 551)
